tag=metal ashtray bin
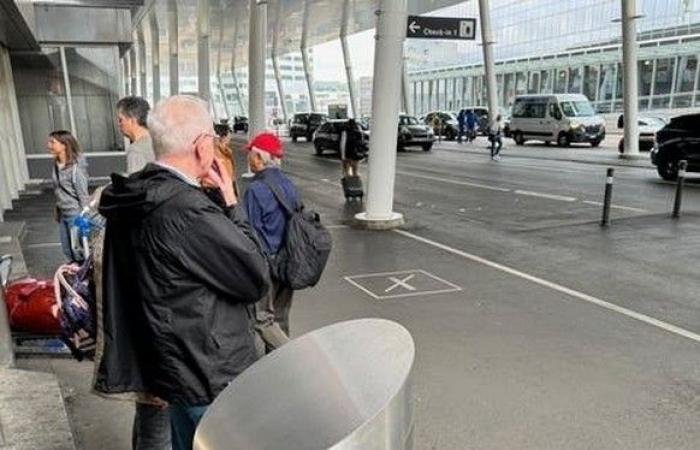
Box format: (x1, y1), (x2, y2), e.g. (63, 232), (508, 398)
(194, 318), (416, 450)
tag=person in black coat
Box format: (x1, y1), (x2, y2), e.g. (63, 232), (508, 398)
(340, 118), (364, 177)
(95, 95), (270, 450)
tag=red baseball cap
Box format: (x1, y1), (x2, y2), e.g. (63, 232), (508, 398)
(245, 132), (284, 159)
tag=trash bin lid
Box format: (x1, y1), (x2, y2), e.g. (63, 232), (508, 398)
(194, 318), (415, 450)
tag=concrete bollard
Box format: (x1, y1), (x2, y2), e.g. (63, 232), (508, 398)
(601, 168), (615, 227)
(672, 160), (687, 219)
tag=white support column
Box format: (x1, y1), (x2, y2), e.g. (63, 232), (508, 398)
(341, 0), (358, 117)
(137, 24), (147, 97)
(150, 10), (161, 102)
(59, 46), (77, 136)
(231, 17), (246, 116)
(621, 0), (640, 157)
(271, 1), (288, 123)
(248, 0), (267, 135)
(167, 0), (179, 95)
(129, 46), (137, 96)
(401, 55), (412, 115)
(215, 13), (230, 119)
(479, 0), (498, 127)
(354, 0), (406, 229)
(301, 0), (317, 112)
(197, 0), (211, 101)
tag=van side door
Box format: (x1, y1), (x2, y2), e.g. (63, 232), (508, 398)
(546, 101), (563, 139)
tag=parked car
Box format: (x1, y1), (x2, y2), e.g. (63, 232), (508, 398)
(290, 112), (328, 142)
(617, 115), (667, 153)
(509, 94), (605, 147)
(233, 116), (248, 134)
(650, 113), (700, 180)
(312, 119), (370, 156)
(398, 114), (435, 151)
(423, 111), (460, 140)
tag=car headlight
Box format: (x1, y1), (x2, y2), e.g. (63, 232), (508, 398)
(400, 126), (410, 134)
(427, 128), (434, 136)
(570, 121), (583, 130)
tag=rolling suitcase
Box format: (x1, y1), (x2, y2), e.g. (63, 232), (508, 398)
(342, 175), (363, 201)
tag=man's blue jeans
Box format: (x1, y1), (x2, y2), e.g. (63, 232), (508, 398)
(58, 216), (77, 262)
(170, 404), (208, 450)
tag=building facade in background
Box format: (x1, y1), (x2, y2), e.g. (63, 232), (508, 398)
(409, 0), (700, 115)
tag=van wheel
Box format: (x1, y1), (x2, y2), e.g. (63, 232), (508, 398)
(657, 159), (679, 181)
(422, 143), (433, 152)
(291, 135), (297, 143)
(314, 143), (323, 155)
(544, 140), (551, 146)
(590, 140), (601, 148)
(514, 131), (525, 146)
(557, 133), (570, 147)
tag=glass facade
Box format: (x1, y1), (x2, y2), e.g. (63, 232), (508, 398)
(411, 0), (700, 115)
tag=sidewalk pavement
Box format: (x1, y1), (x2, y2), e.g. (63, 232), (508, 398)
(434, 137), (652, 169)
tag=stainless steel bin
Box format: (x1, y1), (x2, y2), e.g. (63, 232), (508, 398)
(194, 318), (415, 450)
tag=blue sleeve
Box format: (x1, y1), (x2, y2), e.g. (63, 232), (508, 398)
(243, 187), (263, 233)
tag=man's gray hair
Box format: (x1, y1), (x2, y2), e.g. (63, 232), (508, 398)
(251, 148), (281, 167)
(148, 95), (213, 158)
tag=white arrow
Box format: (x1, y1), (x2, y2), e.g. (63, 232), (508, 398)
(408, 21), (420, 34)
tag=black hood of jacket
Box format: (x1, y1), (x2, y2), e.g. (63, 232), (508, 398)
(99, 164), (192, 221)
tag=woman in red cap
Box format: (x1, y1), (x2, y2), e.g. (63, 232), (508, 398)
(243, 132), (301, 353)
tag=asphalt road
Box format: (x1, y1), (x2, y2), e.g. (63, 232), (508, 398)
(9, 135), (700, 449)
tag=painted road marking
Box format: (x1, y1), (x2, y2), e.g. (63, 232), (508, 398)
(514, 190), (578, 202)
(386, 274), (416, 292)
(25, 242), (61, 249)
(0, 236), (11, 244)
(395, 229), (700, 344)
(397, 170), (510, 192)
(345, 269), (462, 300)
(582, 200), (648, 213)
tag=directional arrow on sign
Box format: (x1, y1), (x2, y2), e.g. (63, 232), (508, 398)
(408, 21), (420, 34)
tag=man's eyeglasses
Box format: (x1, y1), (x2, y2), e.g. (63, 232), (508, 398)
(192, 131), (216, 147)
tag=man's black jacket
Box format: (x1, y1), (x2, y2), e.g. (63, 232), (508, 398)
(94, 164), (270, 406)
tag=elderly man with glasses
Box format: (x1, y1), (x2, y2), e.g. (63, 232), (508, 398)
(95, 95), (271, 450)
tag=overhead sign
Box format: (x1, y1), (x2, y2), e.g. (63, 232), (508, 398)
(406, 16), (476, 40)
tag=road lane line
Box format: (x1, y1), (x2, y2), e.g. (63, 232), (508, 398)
(397, 170), (511, 192)
(514, 190), (577, 202)
(395, 229), (700, 344)
(582, 200), (648, 213)
(25, 242), (61, 249)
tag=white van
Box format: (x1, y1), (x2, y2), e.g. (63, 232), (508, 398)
(509, 94), (606, 147)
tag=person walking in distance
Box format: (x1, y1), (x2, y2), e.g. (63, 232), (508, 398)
(457, 109), (466, 144)
(465, 109), (478, 143)
(243, 132), (300, 353)
(339, 118), (364, 177)
(96, 95), (270, 450)
(48, 130), (90, 262)
(116, 96), (155, 174)
(489, 114), (504, 161)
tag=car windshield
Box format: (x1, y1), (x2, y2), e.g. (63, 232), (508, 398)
(560, 101), (595, 117)
(294, 114), (309, 123)
(400, 116), (420, 125)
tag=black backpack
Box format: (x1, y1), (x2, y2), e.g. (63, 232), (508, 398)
(262, 180), (332, 290)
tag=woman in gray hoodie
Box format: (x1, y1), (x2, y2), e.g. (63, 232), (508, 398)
(48, 130), (90, 262)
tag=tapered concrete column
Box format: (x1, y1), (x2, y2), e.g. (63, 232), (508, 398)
(354, 0), (406, 229)
(129, 46), (137, 95)
(271, 1), (288, 123)
(401, 55), (413, 115)
(137, 25), (147, 97)
(248, 0), (267, 134)
(149, 10), (161, 102)
(215, 14), (230, 119)
(478, 0), (499, 128)
(301, 0), (317, 111)
(341, 0), (358, 117)
(620, 0), (640, 157)
(197, 0), (211, 101)
(231, 16), (246, 115)
(59, 46), (77, 135)
(167, 0), (179, 95)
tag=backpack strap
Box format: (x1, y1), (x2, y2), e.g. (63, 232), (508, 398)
(261, 179), (296, 216)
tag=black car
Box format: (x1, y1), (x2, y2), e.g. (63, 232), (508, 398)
(423, 111), (459, 141)
(233, 116), (248, 134)
(398, 115), (435, 151)
(313, 119), (369, 156)
(290, 113), (328, 142)
(650, 113), (700, 180)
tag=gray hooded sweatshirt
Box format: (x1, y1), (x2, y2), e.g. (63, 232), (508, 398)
(53, 155), (90, 218)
